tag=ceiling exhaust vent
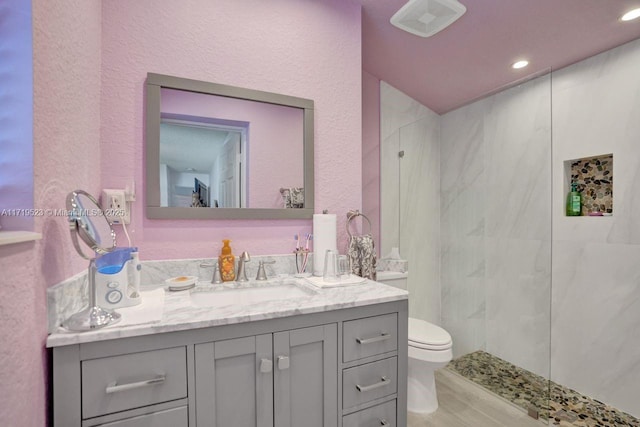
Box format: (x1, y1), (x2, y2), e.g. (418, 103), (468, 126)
(390, 0), (466, 38)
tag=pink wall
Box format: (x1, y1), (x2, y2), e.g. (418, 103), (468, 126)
(100, 0), (362, 259)
(0, 1), (103, 426)
(362, 70), (381, 256)
(1, 0), (361, 425)
(161, 88), (305, 208)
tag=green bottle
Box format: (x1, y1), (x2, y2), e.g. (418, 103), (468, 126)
(566, 182), (582, 216)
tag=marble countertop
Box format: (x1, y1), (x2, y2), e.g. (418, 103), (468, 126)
(46, 276), (408, 348)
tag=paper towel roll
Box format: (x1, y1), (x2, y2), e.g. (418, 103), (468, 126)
(313, 213), (337, 276)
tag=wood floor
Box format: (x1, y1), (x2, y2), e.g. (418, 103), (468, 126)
(408, 369), (546, 427)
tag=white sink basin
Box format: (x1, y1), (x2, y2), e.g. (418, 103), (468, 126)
(190, 281), (315, 308)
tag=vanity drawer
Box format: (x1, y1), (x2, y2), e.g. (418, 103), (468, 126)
(343, 357), (397, 409)
(343, 400), (396, 427)
(343, 313), (397, 362)
(82, 347), (187, 419)
(97, 406), (188, 427)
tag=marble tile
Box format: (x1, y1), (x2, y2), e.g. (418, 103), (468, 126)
(440, 100), (485, 195)
(484, 237), (551, 378)
(551, 240), (640, 419)
(398, 114), (441, 324)
(440, 73), (552, 378)
(441, 235), (486, 358)
(381, 129), (401, 255)
(380, 81), (434, 141)
(483, 74), (552, 241)
(380, 82), (441, 324)
(552, 39), (640, 245)
(550, 38), (640, 419)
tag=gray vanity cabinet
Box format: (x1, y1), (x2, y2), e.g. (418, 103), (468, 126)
(194, 324), (338, 427)
(51, 300), (407, 427)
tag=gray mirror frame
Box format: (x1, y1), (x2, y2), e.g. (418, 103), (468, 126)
(145, 73), (314, 219)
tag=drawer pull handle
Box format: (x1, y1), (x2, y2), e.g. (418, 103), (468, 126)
(356, 333), (390, 345)
(105, 375), (166, 394)
(379, 419), (390, 426)
(355, 376), (390, 392)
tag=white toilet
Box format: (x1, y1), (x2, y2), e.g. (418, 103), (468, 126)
(377, 271), (453, 414)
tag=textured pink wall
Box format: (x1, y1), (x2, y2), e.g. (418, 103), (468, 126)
(101, 0), (362, 259)
(362, 70), (381, 256)
(0, 1), (103, 426)
(161, 88), (305, 208)
(1, 1), (361, 424)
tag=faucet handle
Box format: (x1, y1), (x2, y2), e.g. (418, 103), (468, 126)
(237, 252), (251, 282)
(255, 260), (276, 281)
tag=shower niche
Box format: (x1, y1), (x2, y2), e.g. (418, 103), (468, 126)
(564, 153), (613, 216)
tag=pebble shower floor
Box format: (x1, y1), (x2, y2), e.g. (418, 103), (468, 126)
(447, 351), (639, 427)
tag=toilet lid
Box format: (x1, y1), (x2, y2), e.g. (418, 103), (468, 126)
(408, 318), (452, 350)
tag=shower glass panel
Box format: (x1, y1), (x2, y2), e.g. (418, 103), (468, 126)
(441, 73), (553, 421)
(379, 73), (552, 421)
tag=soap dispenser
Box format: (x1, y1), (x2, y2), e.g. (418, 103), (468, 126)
(566, 182), (582, 216)
(219, 239), (236, 282)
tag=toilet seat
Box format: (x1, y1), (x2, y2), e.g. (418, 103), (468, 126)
(408, 318), (452, 351)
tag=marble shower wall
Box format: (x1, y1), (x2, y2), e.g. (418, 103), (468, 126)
(551, 38), (640, 418)
(440, 76), (552, 378)
(377, 38), (640, 418)
(380, 82), (441, 324)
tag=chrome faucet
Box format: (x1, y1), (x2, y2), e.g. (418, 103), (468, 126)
(199, 261), (223, 284)
(236, 252), (251, 282)
(255, 260), (276, 281)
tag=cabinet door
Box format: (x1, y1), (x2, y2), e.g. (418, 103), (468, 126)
(195, 335), (273, 427)
(274, 324), (338, 427)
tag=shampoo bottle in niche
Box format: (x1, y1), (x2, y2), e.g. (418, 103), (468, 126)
(566, 182), (582, 216)
(219, 239), (236, 282)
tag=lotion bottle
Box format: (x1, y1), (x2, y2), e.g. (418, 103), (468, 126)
(219, 239), (236, 282)
(566, 182), (582, 216)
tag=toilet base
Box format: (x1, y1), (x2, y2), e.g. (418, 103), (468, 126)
(407, 360), (441, 414)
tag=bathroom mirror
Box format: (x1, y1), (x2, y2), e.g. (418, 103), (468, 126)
(146, 73), (315, 220)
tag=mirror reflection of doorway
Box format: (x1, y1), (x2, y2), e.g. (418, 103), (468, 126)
(159, 118), (247, 208)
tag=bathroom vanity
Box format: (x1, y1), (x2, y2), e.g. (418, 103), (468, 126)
(48, 278), (408, 427)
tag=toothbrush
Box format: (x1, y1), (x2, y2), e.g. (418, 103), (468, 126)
(301, 233), (312, 273)
(294, 234), (300, 273)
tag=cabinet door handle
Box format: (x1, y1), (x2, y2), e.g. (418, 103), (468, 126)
(379, 419), (390, 426)
(277, 355), (290, 370)
(355, 376), (390, 392)
(260, 358), (273, 373)
(356, 333), (390, 345)
(105, 375), (165, 394)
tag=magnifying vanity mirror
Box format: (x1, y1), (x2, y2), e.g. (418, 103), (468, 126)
(145, 73), (315, 219)
(63, 190), (121, 331)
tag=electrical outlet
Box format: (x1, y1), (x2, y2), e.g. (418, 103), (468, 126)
(102, 189), (131, 225)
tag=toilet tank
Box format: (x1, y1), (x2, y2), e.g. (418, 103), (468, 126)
(376, 271), (408, 290)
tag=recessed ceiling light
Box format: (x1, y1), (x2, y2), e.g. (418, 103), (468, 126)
(621, 8), (640, 21)
(512, 60), (529, 69)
